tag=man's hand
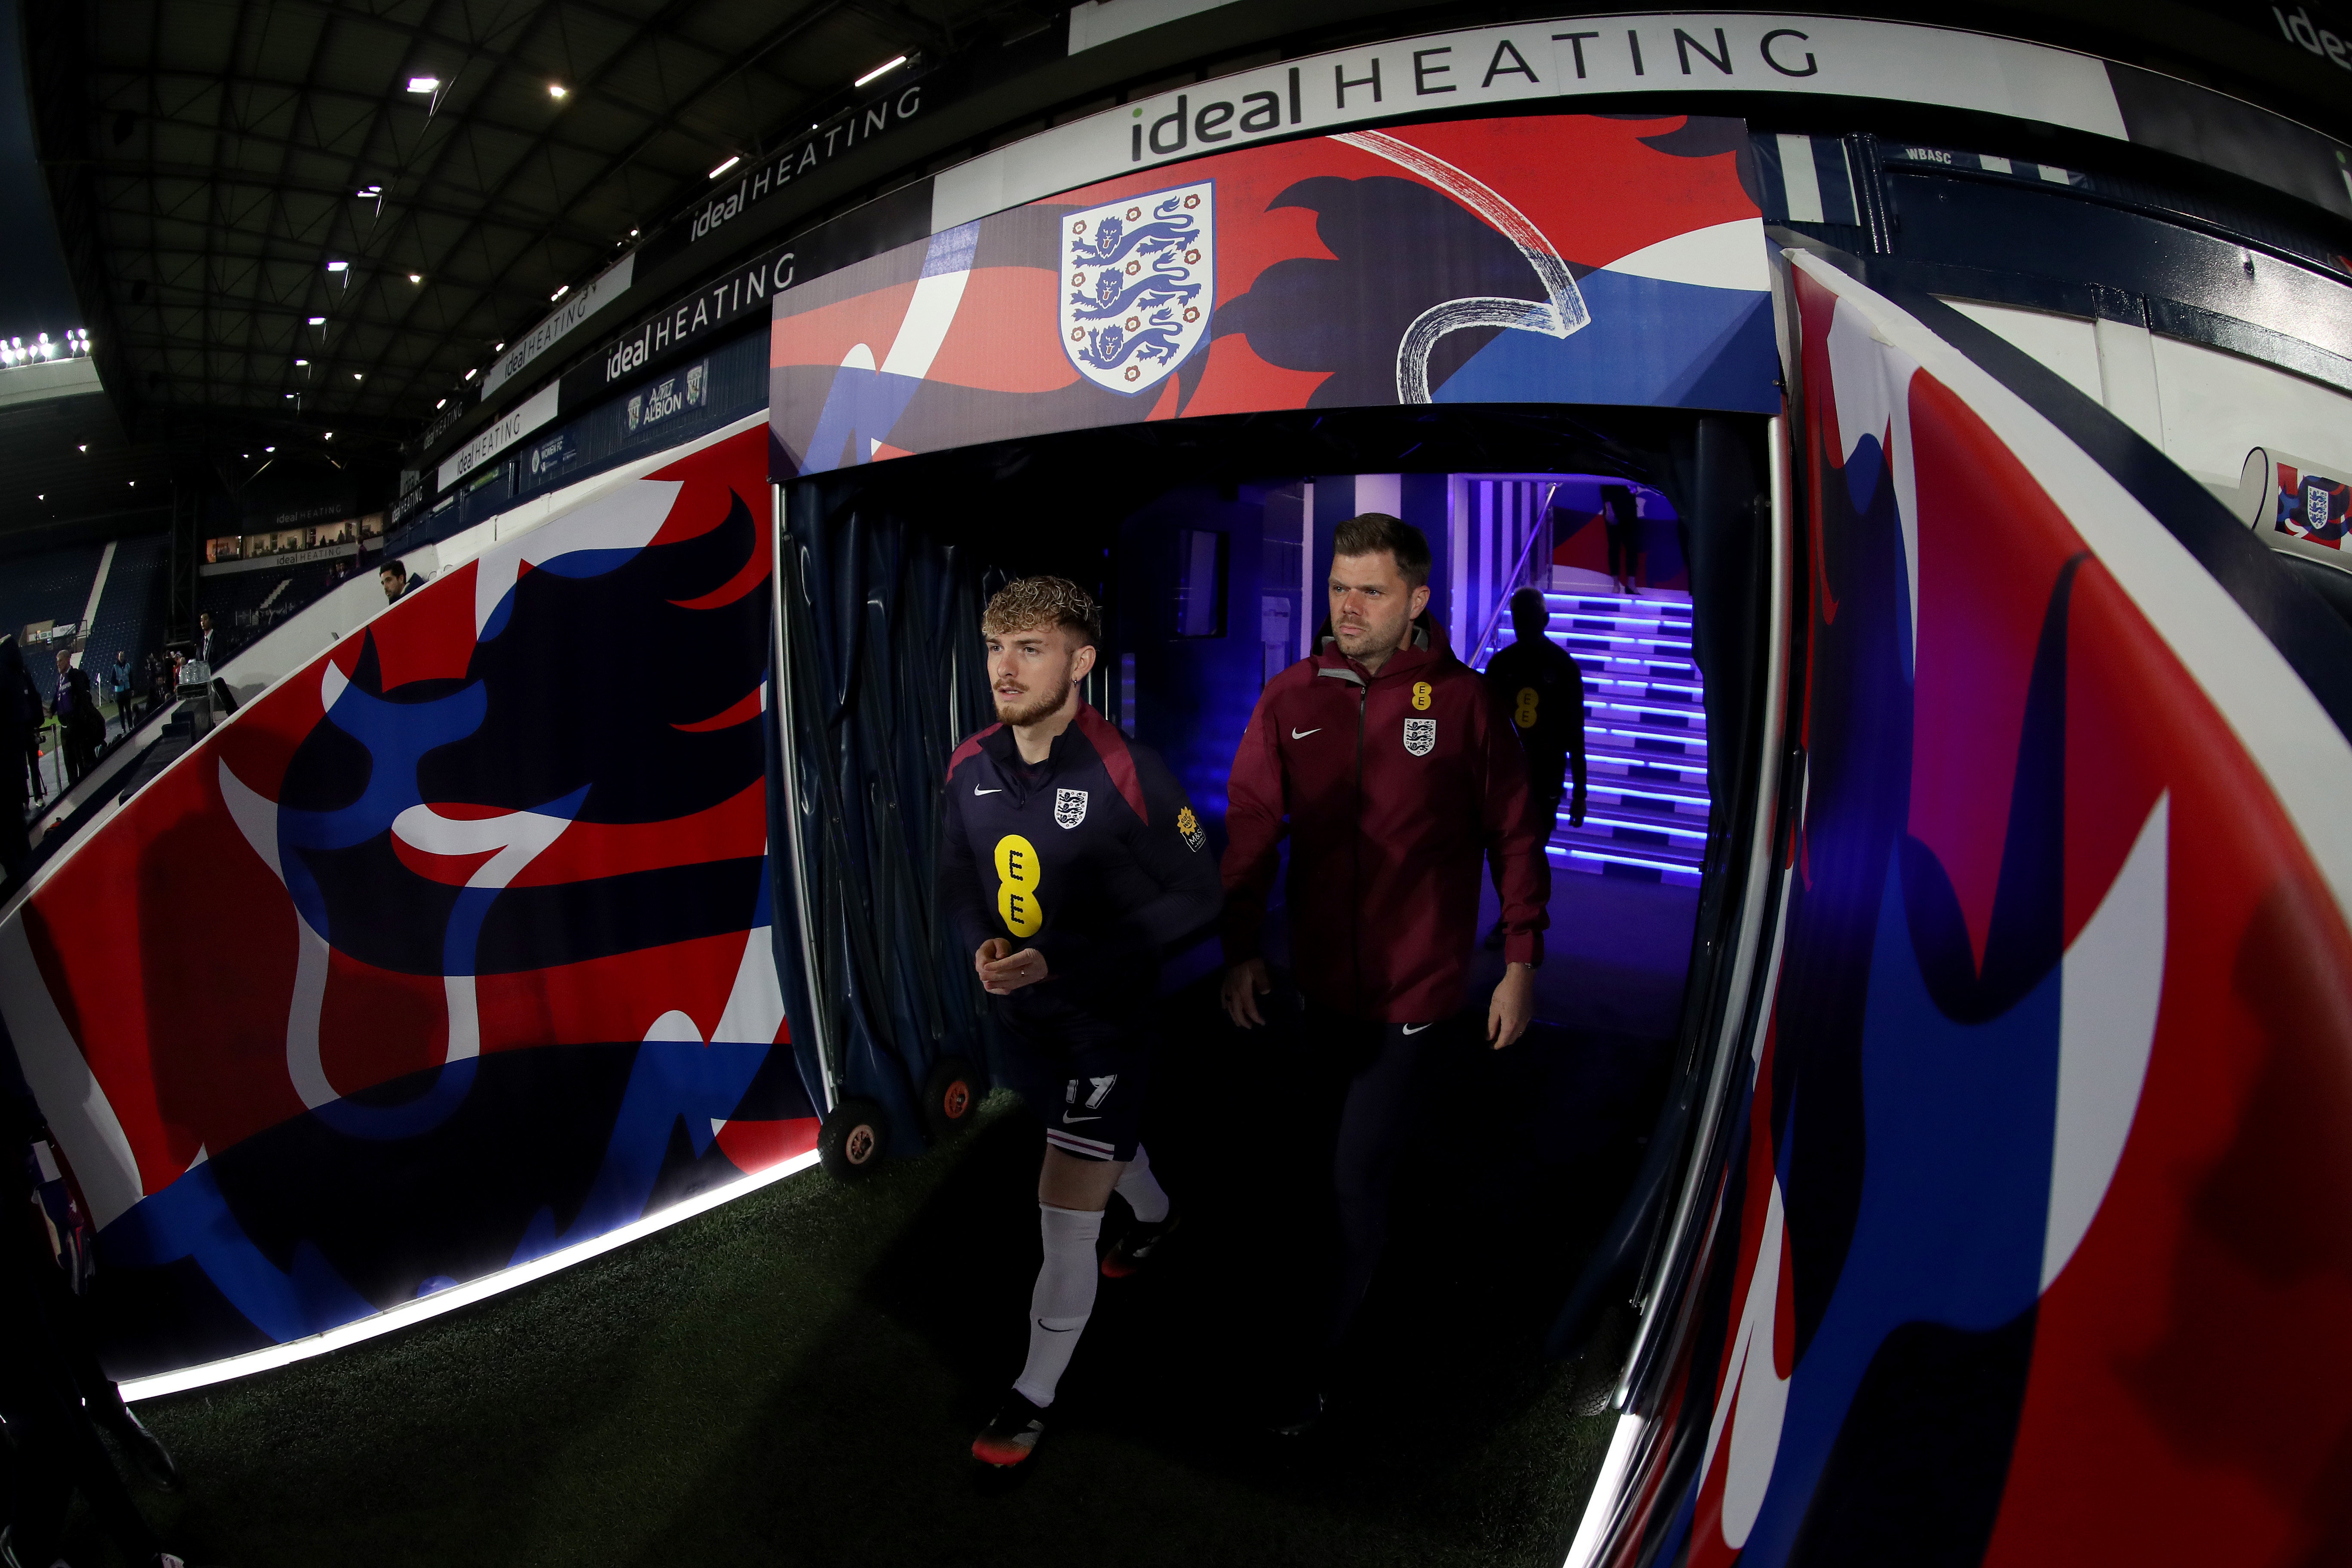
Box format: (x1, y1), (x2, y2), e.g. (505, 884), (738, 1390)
(1221, 958), (1272, 1028)
(975, 940), (1050, 995)
(1487, 962), (1535, 1050)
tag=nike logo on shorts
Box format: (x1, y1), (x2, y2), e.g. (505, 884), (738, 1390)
(1062, 1113), (1101, 1123)
(1291, 727), (1321, 739)
(975, 787), (1003, 794)
(1401, 1023), (1431, 1035)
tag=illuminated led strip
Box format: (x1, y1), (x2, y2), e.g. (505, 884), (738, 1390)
(1599, 726), (1706, 749)
(1544, 611), (1697, 628)
(1563, 1415), (1648, 1568)
(1572, 813), (1709, 840)
(1591, 785), (1711, 808)
(1597, 701), (1705, 724)
(1559, 635), (1695, 652)
(117, 1149), (824, 1403)
(1569, 655), (1695, 668)
(1590, 762), (1703, 780)
(1559, 847), (1703, 875)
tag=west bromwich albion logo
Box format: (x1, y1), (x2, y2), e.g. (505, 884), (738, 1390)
(1403, 717), (1437, 757)
(1061, 183), (1213, 397)
(1055, 788), (1089, 829)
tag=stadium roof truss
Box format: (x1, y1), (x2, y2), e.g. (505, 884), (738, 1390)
(38, 0), (993, 451)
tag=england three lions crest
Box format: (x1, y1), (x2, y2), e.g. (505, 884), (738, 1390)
(1061, 183), (1213, 397)
(1403, 718), (1437, 757)
(1055, 789), (1089, 829)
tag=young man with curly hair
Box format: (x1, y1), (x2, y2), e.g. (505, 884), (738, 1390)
(938, 576), (1222, 1467)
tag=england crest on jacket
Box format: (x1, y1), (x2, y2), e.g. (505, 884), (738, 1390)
(1056, 788), (1089, 829)
(1061, 182), (1214, 396)
(1403, 717), (1437, 757)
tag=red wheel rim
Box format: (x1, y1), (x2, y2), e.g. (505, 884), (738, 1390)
(943, 1082), (971, 1118)
(845, 1124), (876, 1163)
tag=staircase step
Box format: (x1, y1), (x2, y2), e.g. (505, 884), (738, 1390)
(1587, 700), (1705, 732)
(1588, 780), (1713, 815)
(1547, 840), (1705, 887)
(1555, 823), (1708, 864)
(1588, 752), (1708, 787)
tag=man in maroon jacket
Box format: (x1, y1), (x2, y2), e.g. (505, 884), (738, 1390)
(1221, 511), (1548, 1431)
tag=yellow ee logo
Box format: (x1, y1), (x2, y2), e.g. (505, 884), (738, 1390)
(1514, 686), (1540, 728)
(1411, 680), (1433, 711)
(995, 834), (1044, 937)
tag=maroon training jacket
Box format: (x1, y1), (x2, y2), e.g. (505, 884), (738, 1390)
(1222, 614), (1549, 1023)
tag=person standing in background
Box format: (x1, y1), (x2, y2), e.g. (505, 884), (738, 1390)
(51, 650), (98, 787)
(1600, 483), (1644, 597)
(0, 637), (40, 880)
(107, 648), (135, 737)
(1481, 585), (1586, 946)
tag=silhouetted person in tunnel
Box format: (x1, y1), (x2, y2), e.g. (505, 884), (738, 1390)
(939, 577), (1221, 1468)
(1601, 482), (1644, 596)
(1481, 585), (1586, 944)
(1221, 513), (1548, 1435)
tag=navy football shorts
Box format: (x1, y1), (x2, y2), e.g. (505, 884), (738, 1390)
(996, 1019), (1150, 1163)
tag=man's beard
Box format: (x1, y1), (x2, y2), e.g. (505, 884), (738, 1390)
(994, 680), (1072, 726)
(1332, 616), (1405, 661)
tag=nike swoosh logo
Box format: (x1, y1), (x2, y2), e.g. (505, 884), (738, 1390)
(974, 787), (1003, 795)
(1037, 1320), (1078, 1333)
(1061, 1113), (1101, 1123)
(1290, 727), (1321, 739)
(1401, 1023), (1431, 1035)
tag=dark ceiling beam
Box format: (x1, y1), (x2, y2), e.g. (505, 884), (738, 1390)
(24, 0), (139, 429)
(355, 0), (773, 412)
(96, 163), (619, 248)
(102, 273), (554, 346)
(238, 0), (495, 424)
(843, 0), (955, 57)
(331, 0), (605, 414)
(381, 0), (855, 423)
(368, 0), (854, 413)
(230, 0), (331, 416)
(105, 88), (619, 173)
(266, 0), (756, 148)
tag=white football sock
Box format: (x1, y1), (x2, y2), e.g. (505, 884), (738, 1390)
(1012, 1204), (1102, 1408)
(1115, 1144), (1172, 1225)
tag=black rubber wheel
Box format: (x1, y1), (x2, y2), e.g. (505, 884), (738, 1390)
(818, 1097), (890, 1180)
(921, 1055), (981, 1142)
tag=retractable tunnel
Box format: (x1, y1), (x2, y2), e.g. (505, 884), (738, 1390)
(5, 75), (2349, 1562)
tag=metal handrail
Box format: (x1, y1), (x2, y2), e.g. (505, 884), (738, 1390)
(1470, 481), (1561, 662)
